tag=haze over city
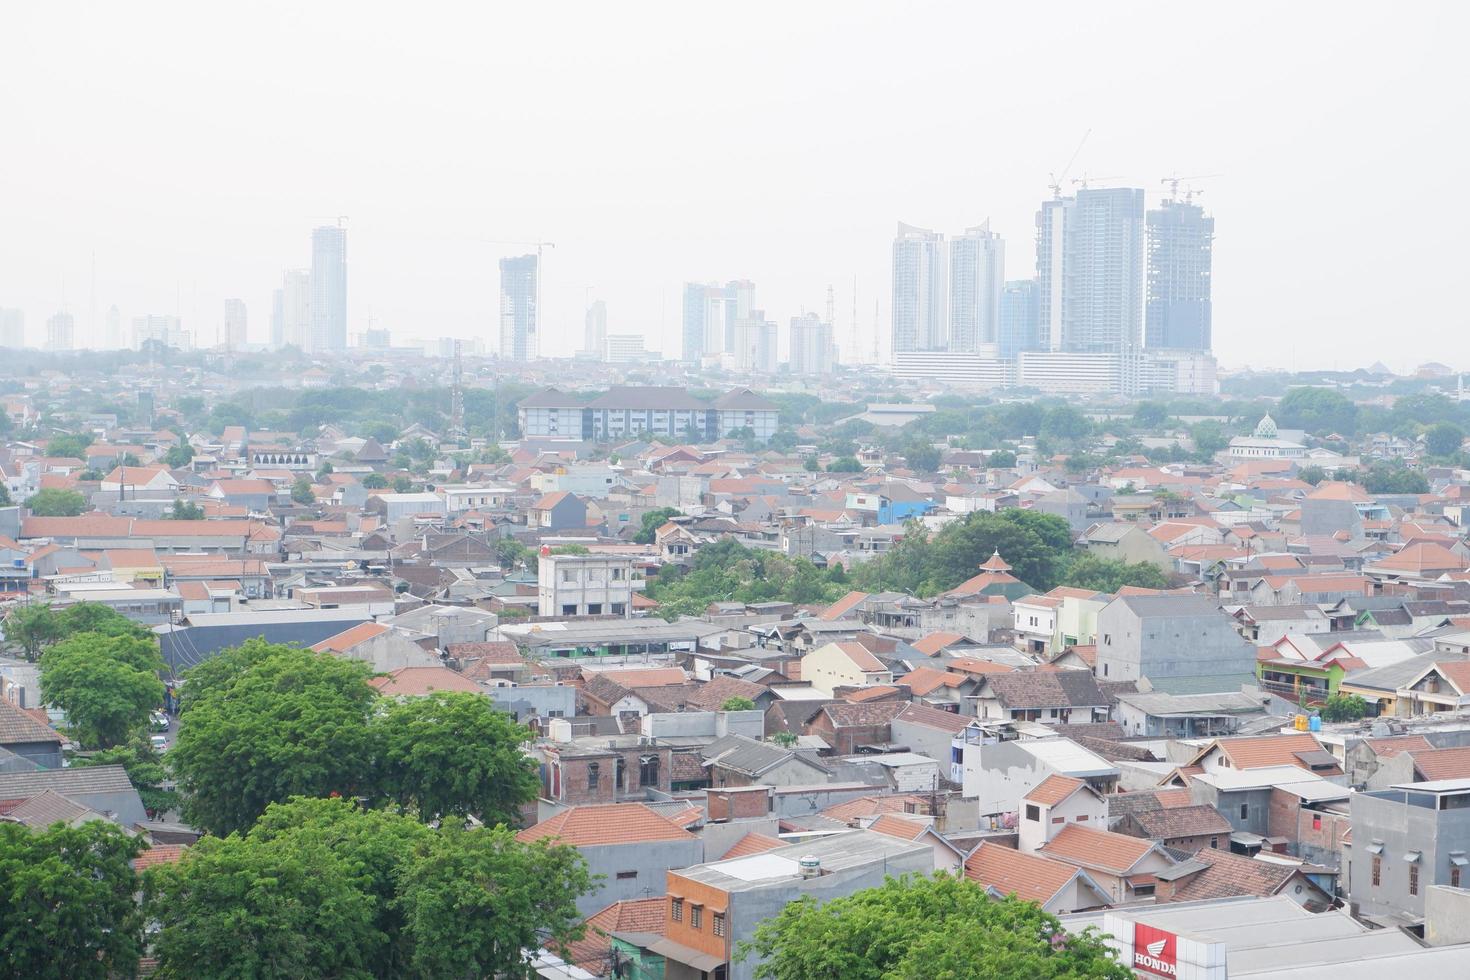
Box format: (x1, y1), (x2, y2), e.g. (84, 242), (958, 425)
(3, 2), (1467, 370)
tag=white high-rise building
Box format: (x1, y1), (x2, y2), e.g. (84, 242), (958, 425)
(732, 310), (778, 373)
(223, 298), (246, 350)
(46, 311), (75, 351)
(789, 312), (836, 375)
(132, 314), (188, 350)
(499, 254), (537, 361)
(583, 300), (607, 360)
(1035, 187), (1144, 354)
(104, 305), (122, 349)
(948, 223), (1005, 353)
(891, 223), (946, 354)
(281, 269), (311, 350)
(310, 225), (347, 352)
(0, 309), (24, 348)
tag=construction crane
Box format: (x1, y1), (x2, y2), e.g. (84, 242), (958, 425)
(1071, 174), (1122, 190)
(1160, 174), (1221, 203)
(1047, 129), (1091, 199)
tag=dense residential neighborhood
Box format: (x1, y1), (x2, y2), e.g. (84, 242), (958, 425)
(5, 349), (1470, 976)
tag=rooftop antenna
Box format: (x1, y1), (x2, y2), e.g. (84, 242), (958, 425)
(1047, 129), (1091, 200)
(448, 340), (467, 442)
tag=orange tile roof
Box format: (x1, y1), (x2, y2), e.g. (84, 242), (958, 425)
(720, 832), (785, 860)
(946, 658), (1017, 676)
(1202, 733), (1338, 773)
(311, 622), (391, 653)
(867, 813), (929, 841)
(845, 685), (901, 702)
(1023, 774), (1087, 806)
(829, 641), (887, 673)
(1039, 824), (1159, 875)
(897, 667), (966, 696)
(1363, 735), (1433, 758)
(1410, 746), (1470, 781)
(367, 666), (482, 697)
(588, 667), (687, 688)
(820, 794), (928, 825)
(912, 631), (966, 656)
(516, 803), (697, 847)
(132, 843), (188, 871)
(964, 842), (1084, 906)
(1432, 661), (1470, 695)
(564, 898), (668, 972)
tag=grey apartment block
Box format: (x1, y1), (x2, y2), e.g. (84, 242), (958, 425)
(1349, 779), (1470, 920)
(1096, 595), (1256, 690)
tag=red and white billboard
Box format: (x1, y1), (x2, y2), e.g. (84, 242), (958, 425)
(1132, 923), (1177, 977)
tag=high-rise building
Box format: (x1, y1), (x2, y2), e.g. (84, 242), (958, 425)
(46, 311), (75, 351)
(282, 269), (311, 350)
(681, 280), (754, 360)
(133, 314), (188, 350)
(105, 305), (122, 349)
(1034, 187), (1145, 354)
(606, 334), (652, 363)
(584, 299), (607, 361)
(998, 279), (1040, 361)
(223, 298), (246, 350)
(270, 289), (285, 349)
(310, 225), (347, 352)
(1146, 198), (1214, 351)
(891, 223), (946, 354)
(0, 309), (23, 348)
(948, 223), (1004, 353)
(789, 312), (836, 375)
(499, 254), (538, 361)
(732, 310), (778, 373)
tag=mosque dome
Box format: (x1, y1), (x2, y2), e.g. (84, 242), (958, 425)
(1253, 414), (1279, 439)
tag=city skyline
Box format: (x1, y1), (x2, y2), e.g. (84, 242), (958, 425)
(1, 3), (1466, 371)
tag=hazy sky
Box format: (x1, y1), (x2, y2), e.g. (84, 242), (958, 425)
(2, 2), (1466, 372)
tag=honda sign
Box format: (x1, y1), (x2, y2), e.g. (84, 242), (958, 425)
(1132, 923), (1177, 977)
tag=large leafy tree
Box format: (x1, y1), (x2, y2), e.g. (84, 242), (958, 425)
(144, 822), (380, 979)
(70, 738), (179, 815)
(375, 692), (540, 825)
(738, 873), (1128, 980)
(39, 632), (164, 748)
(397, 824), (593, 979)
(634, 506), (682, 544)
(1276, 387), (1359, 437)
(168, 644), (378, 835)
(856, 508), (1075, 595)
(1058, 554), (1170, 593)
(0, 820), (146, 980)
(24, 487), (87, 516)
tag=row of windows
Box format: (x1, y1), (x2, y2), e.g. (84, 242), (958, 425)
(586, 756), (660, 790)
(670, 899), (724, 936)
(1370, 855), (1460, 893)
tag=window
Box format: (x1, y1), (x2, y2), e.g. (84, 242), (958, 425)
(1372, 856), (1382, 887)
(690, 905), (703, 929)
(1133, 884), (1156, 897)
(1210, 837), (1219, 849)
(561, 569), (577, 582)
(1051, 815), (1065, 825)
(639, 754), (659, 787)
(1239, 803), (1249, 819)
(562, 604), (577, 616)
(611, 603), (626, 615)
(671, 898), (683, 922)
(1025, 804), (1040, 821)
(1312, 814), (1322, 831)
(1409, 863), (1419, 896)
(612, 567), (624, 580)
(1453, 866), (1462, 888)
(616, 871), (638, 881)
(587, 762), (600, 790)
(713, 912), (726, 937)
(587, 603), (602, 615)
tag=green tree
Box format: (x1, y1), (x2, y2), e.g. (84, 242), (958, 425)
(737, 873), (1128, 980)
(902, 439), (942, 473)
(145, 822), (380, 979)
(0, 484), (10, 506)
(393, 475), (415, 493)
(1424, 421), (1465, 457)
(1277, 387), (1359, 437)
(0, 820), (146, 980)
(24, 488), (87, 516)
(162, 443), (195, 467)
(1191, 419), (1228, 457)
(826, 455), (863, 472)
(374, 692), (540, 825)
(1132, 401), (1169, 428)
(721, 696), (757, 711)
(1320, 692), (1369, 722)
(168, 498), (205, 520)
(290, 476), (315, 503)
(985, 448), (1017, 469)
(362, 472), (388, 489)
(1058, 554), (1170, 593)
(853, 508), (1075, 595)
(397, 825), (593, 979)
(1040, 405), (1092, 444)
(635, 506), (682, 544)
(1360, 460), (1430, 494)
(1297, 464), (1327, 485)
(5, 603), (59, 661)
(39, 632), (164, 748)
(43, 433), (93, 460)
(168, 644), (378, 835)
